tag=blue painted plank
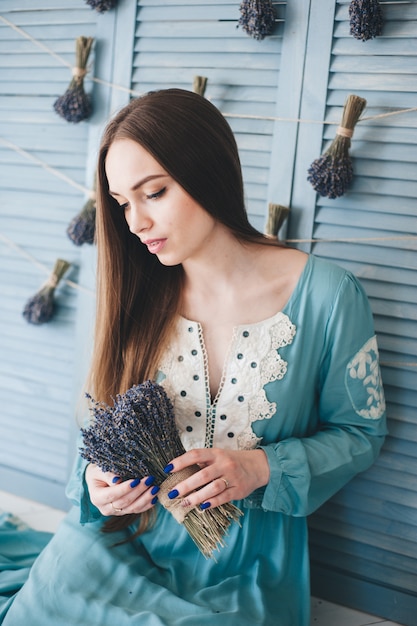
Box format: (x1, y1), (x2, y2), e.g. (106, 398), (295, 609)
(133, 50), (281, 70)
(135, 35), (282, 54)
(136, 20), (284, 39)
(315, 206), (417, 236)
(316, 193), (417, 217)
(329, 71), (417, 92)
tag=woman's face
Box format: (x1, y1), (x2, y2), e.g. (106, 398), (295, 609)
(105, 138), (223, 267)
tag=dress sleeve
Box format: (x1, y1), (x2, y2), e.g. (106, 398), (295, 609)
(65, 436), (103, 523)
(258, 272), (388, 516)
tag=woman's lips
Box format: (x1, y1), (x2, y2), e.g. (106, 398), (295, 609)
(142, 239), (167, 254)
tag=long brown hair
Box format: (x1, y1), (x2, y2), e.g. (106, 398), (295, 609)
(90, 88), (267, 535)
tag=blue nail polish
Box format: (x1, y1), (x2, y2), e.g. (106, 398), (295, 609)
(130, 478), (141, 488)
(168, 489), (179, 500)
(200, 502), (211, 510)
(145, 476), (155, 486)
(151, 485), (160, 495)
(112, 476), (121, 484)
(163, 463), (174, 473)
(151, 496), (158, 505)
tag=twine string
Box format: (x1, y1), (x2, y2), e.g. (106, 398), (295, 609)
(72, 67), (88, 79)
(0, 137), (89, 194)
(43, 273), (59, 290)
(337, 126), (354, 138)
(0, 14), (416, 127)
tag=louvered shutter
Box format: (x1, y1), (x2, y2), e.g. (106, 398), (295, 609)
(283, 2), (417, 624)
(0, 1), (97, 509)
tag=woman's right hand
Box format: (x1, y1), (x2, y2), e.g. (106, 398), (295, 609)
(85, 463), (159, 517)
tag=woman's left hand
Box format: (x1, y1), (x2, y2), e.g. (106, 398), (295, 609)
(162, 447), (270, 510)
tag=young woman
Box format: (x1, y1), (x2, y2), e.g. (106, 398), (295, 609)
(2, 89), (387, 625)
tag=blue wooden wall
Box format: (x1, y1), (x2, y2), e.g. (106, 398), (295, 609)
(0, 0), (98, 509)
(0, 1), (416, 624)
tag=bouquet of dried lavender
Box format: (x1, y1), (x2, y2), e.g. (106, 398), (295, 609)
(238, 0), (276, 40)
(22, 258), (70, 325)
(67, 190), (96, 246)
(307, 94), (367, 199)
(86, 0), (117, 12)
(349, 0), (383, 42)
(54, 36), (94, 123)
(80, 381), (243, 558)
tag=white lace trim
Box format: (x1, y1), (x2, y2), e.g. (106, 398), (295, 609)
(158, 313), (296, 451)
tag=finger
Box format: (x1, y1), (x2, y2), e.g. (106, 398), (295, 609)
(163, 465), (215, 502)
(91, 476), (144, 509)
(109, 487), (159, 516)
(168, 476), (232, 511)
(165, 448), (215, 473)
(107, 476), (160, 514)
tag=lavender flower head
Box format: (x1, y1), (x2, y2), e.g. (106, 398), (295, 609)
(349, 0), (383, 42)
(238, 0), (276, 40)
(81, 381), (183, 483)
(22, 259), (70, 325)
(85, 0), (117, 12)
(54, 80), (92, 124)
(307, 150), (354, 199)
(22, 285), (55, 325)
(67, 196), (96, 246)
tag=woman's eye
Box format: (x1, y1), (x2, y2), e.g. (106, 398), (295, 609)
(119, 202), (129, 211)
(146, 187), (166, 200)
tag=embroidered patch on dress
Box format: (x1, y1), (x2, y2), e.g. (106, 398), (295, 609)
(346, 336), (385, 419)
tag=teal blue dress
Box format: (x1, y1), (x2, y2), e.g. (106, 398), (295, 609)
(0, 256), (387, 625)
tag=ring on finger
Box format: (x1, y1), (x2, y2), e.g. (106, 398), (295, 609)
(221, 477), (230, 490)
(111, 501), (123, 513)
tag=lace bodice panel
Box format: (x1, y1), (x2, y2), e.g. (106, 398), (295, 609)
(157, 313), (296, 451)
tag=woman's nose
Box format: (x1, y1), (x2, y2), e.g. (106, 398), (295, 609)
(126, 204), (152, 235)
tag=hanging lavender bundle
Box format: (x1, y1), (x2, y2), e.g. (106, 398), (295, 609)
(307, 94), (367, 199)
(54, 36), (94, 123)
(238, 0), (276, 40)
(67, 190), (96, 246)
(22, 258), (71, 325)
(349, 0), (383, 42)
(192, 75), (208, 97)
(264, 203), (289, 239)
(80, 381), (243, 558)
(85, 0), (117, 12)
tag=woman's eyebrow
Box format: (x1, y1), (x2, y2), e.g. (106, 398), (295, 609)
(109, 174), (168, 196)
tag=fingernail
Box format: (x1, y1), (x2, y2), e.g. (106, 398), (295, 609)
(112, 476), (121, 484)
(130, 478), (141, 488)
(168, 489), (179, 500)
(200, 502), (211, 510)
(151, 496), (158, 505)
(163, 463), (174, 473)
(151, 485), (160, 496)
(145, 476), (155, 486)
